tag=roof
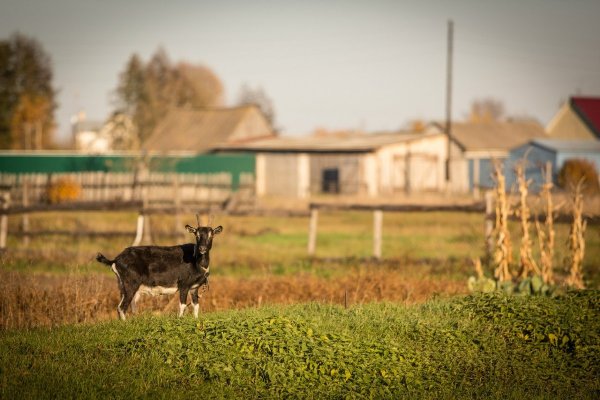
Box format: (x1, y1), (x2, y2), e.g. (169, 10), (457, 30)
(213, 130), (443, 153)
(142, 105), (273, 153)
(530, 138), (600, 153)
(450, 121), (547, 153)
(571, 97), (600, 138)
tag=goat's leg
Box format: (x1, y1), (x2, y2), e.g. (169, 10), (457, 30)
(178, 288), (189, 317)
(191, 288), (200, 318)
(131, 291), (141, 314)
(119, 284), (139, 321)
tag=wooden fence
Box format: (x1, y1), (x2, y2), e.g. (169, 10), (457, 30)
(0, 171), (255, 206)
(307, 193), (600, 260)
(0, 171), (256, 249)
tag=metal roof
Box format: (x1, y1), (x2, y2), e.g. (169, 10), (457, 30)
(571, 97), (600, 138)
(213, 131), (443, 153)
(451, 121), (547, 152)
(531, 138), (600, 153)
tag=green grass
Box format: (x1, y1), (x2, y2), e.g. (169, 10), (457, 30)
(1, 292), (598, 399)
(5, 210), (599, 274)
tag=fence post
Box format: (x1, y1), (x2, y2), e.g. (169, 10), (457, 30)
(373, 209), (383, 260)
(308, 207), (318, 256)
(485, 190), (494, 258)
(132, 212), (145, 246)
(22, 181), (30, 247)
(0, 192), (10, 249)
(173, 173), (185, 240)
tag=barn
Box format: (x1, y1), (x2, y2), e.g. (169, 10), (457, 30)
(213, 128), (447, 198)
(508, 139), (600, 190)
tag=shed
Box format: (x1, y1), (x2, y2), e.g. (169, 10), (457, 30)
(142, 105), (275, 153)
(447, 121), (547, 192)
(213, 128), (447, 198)
(508, 139), (600, 190)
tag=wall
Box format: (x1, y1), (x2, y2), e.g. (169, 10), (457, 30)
(309, 153), (363, 195)
(259, 153), (302, 197)
(508, 144), (556, 191)
(375, 134), (446, 194)
(546, 104), (596, 140)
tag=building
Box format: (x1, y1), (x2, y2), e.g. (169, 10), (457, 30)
(71, 112), (106, 152)
(508, 139), (600, 190)
(213, 127), (447, 198)
(546, 97), (600, 141)
(142, 105), (274, 154)
(447, 121), (547, 192)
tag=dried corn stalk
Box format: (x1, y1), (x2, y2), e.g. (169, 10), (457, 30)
(492, 161), (512, 282)
(535, 164), (555, 284)
(515, 161), (540, 279)
(566, 179), (586, 289)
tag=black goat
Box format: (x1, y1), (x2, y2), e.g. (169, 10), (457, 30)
(96, 223), (222, 320)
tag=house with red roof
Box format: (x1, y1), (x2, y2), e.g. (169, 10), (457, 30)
(546, 97), (600, 141)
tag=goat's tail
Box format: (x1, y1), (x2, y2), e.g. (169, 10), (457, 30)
(96, 253), (114, 266)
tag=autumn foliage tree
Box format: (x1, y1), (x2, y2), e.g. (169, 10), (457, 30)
(114, 48), (224, 145)
(469, 98), (505, 123)
(237, 83), (276, 128)
(0, 33), (57, 149)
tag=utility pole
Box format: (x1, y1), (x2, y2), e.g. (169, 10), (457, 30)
(445, 19), (454, 185)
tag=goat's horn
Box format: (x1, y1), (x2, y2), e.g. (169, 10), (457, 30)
(196, 213), (201, 227)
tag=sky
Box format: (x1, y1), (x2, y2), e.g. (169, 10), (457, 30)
(1, 0), (599, 143)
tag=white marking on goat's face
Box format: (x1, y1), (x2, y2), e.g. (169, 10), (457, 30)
(186, 225), (223, 255)
(138, 285), (178, 296)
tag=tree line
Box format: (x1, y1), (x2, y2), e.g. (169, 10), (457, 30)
(0, 33), (276, 150)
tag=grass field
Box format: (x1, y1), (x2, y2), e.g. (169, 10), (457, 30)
(1, 292), (598, 399)
(1, 210), (599, 329)
(1, 210), (599, 398)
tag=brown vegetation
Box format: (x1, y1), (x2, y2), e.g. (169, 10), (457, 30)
(492, 160), (513, 281)
(566, 180), (587, 289)
(0, 266), (466, 330)
(515, 161), (540, 278)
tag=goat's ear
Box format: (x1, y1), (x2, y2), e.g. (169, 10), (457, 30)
(185, 225), (197, 234)
(212, 225), (223, 235)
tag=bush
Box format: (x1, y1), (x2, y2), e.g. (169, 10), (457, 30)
(557, 159), (600, 194)
(46, 177), (81, 203)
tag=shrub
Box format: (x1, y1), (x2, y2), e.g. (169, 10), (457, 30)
(46, 177), (81, 203)
(557, 159), (600, 194)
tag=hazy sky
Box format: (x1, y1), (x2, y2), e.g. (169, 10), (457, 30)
(1, 0), (599, 142)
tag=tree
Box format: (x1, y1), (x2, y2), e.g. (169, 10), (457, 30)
(237, 84), (276, 127)
(114, 48), (224, 145)
(0, 33), (57, 149)
(469, 98), (505, 123)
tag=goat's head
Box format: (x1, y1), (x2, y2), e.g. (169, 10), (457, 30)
(185, 224), (223, 256)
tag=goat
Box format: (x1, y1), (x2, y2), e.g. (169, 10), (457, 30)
(96, 222), (223, 320)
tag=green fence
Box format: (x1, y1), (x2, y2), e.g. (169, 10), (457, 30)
(0, 153), (255, 190)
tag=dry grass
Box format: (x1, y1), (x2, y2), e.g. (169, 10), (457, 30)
(0, 264), (466, 330)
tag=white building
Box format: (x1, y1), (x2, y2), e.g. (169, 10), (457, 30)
(214, 127), (447, 198)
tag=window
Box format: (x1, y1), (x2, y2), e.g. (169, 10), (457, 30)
(321, 168), (340, 193)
